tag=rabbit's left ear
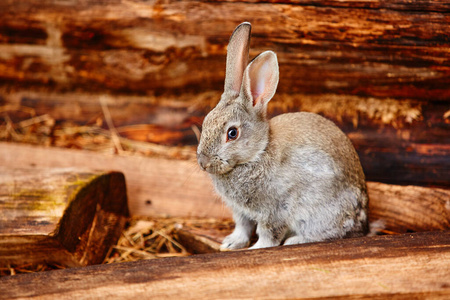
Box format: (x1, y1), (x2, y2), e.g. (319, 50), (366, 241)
(224, 22), (252, 97)
(241, 51), (279, 116)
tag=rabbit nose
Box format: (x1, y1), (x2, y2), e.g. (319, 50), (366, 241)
(197, 152), (210, 171)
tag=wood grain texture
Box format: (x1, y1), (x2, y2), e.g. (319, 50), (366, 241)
(176, 227), (222, 254)
(1, 90), (448, 186)
(1, 231), (449, 299)
(1, 0), (449, 187)
(0, 167), (129, 267)
(1, 142), (448, 235)
(0, 0), (448, 100)
(0, 142), (222, 219)
(368, 182), (450, 233)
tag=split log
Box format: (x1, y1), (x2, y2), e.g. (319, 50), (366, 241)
(0, 142), (448, 235)
(0, 167), (129, 268)
(1, 231), (449, 299)
(0, 0), (448, 100)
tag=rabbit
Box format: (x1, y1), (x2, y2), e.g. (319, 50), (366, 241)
(197, 22), (369, 250)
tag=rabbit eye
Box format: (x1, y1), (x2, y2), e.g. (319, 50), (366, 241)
(227, 127), (239, 141)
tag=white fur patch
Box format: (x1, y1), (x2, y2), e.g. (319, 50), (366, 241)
(294, 147), (335, 177)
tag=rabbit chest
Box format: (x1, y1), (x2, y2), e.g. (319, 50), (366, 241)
(209, 140), (348, 222)
(210, 160), (293, 221)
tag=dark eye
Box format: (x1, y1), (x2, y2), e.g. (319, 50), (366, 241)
(227, 127), (239, 141)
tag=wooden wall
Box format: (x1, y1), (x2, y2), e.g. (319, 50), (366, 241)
(0, 0), (449, 187)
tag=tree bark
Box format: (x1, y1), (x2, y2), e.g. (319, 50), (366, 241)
(0, 167), (129, 267)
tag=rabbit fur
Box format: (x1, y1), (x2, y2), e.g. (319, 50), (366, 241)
(197, 22), (369, 250)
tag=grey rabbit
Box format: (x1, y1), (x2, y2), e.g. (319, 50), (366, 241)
(197, 22), (369, 250)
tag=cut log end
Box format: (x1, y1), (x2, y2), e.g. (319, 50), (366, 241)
(0, 168), (129, 268)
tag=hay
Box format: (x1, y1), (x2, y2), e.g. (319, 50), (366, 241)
(0, 263), (66, 277)
(0, 217), (233, 277)
(104, 218), (191, 264)
(0, 104), (196, 160)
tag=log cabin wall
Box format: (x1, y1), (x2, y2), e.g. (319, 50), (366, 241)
(0, 0), (449, 187)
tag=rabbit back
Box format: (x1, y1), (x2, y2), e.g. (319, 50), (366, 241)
(269, 111), (365, 189)
(268, 111), (369, 239)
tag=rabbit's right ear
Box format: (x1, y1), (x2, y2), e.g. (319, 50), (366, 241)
(224, 22), (252, 97)
(241, 51), (279, 118)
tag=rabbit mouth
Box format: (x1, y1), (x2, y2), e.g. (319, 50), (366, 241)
(198, 154), (234, 175)
(205, 160), (234, 175)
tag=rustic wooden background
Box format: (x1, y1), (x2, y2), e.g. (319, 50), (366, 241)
(0, 2), (449, 296)
(0, 0), (449, 187)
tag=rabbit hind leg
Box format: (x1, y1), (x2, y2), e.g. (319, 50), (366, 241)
(249, 222), (287, 249)
(283, 235), (308, 245)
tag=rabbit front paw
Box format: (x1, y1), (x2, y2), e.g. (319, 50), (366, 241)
(220, 231), (250, 251)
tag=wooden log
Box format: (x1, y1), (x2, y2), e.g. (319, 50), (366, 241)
(1, 0), (449, 186)
(0, 231), (449, 299)
(0, 167), (129, 267)
(0, 0), (449, 100)
(175, 227), (223, 254)
(368, 182), (450, 233)
(0, 142), (222, 219)
(0, 142), (448, 235)
(1, 90), (449, 186)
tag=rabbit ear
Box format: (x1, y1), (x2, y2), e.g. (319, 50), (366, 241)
(241, 51), (279, 115)
(224, 22), (252, 96)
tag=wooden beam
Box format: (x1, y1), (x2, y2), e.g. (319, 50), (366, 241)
(1, 0), (449, 186)
(0, 0), (448, 100)
(0, 142), (448, 235)
(0, 167), (129, 267)
(1, 231), (449, 299)
(2, 90), (449, 187)
(0, 142), (224, 219)
(368, 182), (450, 233)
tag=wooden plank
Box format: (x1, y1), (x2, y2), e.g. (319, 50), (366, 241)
(1, 142), (449, 235)
(0, 0), (448, 100)
(1, 231), (449, 299)
(0, 167), (129, 267)
(0, 142), (224, 219)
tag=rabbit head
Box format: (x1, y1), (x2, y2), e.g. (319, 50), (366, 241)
(197, 23), (279, 175)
